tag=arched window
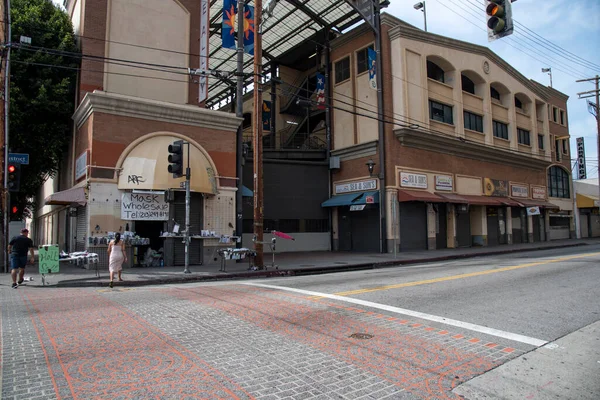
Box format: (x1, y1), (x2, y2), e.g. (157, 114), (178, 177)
(461, 74), (475, 94)
(548, 166), (570, 198)
(514, 96), (523, 110)
(490, 87), (501, 100)
(427, 60), (445, 83)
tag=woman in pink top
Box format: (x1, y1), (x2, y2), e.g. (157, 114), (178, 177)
(107, 232), (127, 288)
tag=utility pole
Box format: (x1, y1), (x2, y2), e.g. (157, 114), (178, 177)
(184, 142), (191, 274)
(252, 0), (264, 267)
(235, 0), (244, 249)
(576, 75), (600, 213)
(2, 0), (11, 273)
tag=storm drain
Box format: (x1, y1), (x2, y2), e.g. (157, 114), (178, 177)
(349, 333), (373, 340)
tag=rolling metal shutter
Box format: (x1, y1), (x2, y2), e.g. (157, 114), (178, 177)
(399, 202), (427, 251)
(75, 206), (87, 251)
(172, 192), (203, 266)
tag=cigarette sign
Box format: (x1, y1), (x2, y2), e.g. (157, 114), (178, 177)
(576, 137), (586, 179)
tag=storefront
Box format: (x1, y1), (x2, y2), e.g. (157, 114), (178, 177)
(323, 178), (380, 252)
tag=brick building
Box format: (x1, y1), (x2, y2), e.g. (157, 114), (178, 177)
(37, 0), (241, 266)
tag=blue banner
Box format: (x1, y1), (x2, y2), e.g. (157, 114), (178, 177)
(243, 5), (255, 55)
(222, 0), (237, 50)
(262, 101), (271, 131)
(368, 47), (377, 90)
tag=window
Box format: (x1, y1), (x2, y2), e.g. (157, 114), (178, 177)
(490, 86), (501, 101)
(356, 45), (374, 74)
(555, 138), (561, 161)
(461, 74), (475, 94)
(427, 60), (445, 83)
(552, 107), (558, 122)
(517, 128), (530, 145)
(514, 96), (523, 110)
(492, 120), (508, 140)
(560, 110), (565, 125)
(548, 166), (570, 198)
(538, 134), (544, 150)
(562, 139), (568, 154)
(429, 100), (453, 124)
(464, 111), (483, 132)
(335, 57), (350, 84)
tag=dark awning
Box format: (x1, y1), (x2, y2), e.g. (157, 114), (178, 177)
(436, 193), (502, 206)
(321, 192), (362, 207)
(513, 198), (560, 209)
(398, 190), (444, 203)
(495, 197), (522, 206)
(242, 185), (253, 197)
(44, 186), (87, 206)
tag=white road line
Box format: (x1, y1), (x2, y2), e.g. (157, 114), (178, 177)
(242, 282), (548, 347)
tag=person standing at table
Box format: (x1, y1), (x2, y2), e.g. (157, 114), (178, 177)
(107, 232), (127, 288)
(8, 228), (35, 289)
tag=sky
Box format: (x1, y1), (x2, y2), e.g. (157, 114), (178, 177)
(51, 0), (600, 178)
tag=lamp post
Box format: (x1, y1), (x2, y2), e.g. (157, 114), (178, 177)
(366, 159), (375, 177)
(414, 1), (427, 32)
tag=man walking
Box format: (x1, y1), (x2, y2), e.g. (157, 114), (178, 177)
(8, 228), (35, 289)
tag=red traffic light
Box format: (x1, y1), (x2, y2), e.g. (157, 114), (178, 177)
(11, 206), (18, 214)
(8, 164), (16, 173)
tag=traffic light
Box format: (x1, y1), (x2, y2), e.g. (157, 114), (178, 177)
(485, 0), (513, 42)
(9, 196), (21, 221)
(167, 140), (184, 178)
(7, 163), (21, 192)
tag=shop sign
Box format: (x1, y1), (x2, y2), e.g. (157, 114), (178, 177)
(532, 186), (546, 200)
(400, 172), (427, 189)
(75, 151), (88, 180)
(435, 175), (453, 191)
(526, 206), (541, 216)
(350, 204), (366, 211)
(121, 192), (170, 220)
(511, 184), (529, 198)
(335, 179), (377, 194)
(365, 195), (375, 204)
(576, 137), (586, 179)
(483, 178), (508, 197)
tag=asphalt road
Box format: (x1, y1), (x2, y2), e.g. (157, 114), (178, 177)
(1, 245), (599, 399)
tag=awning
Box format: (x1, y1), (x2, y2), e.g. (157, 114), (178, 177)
(321, 192), (362, 207)
(44, 186), (87, 206)
(436, 193), (502, 206)
(117, 135), (217, 194)
(514, 198), (560, 209)
(576, 193), (598, 208)
(398, 190), (444, 203)
(353, 191), (380, 205)
(242, 185), (253, 197)
(495, 197), (522, 207)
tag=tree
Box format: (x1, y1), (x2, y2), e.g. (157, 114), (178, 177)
(9, 0), (79, 219)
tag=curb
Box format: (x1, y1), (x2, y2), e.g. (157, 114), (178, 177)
(54, 242), (589, 288)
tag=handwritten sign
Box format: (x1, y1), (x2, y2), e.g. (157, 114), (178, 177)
(121, 192), (169, 220)
(38, 245), (59, 274)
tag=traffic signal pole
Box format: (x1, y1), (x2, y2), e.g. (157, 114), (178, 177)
(184, 142), (191, 274)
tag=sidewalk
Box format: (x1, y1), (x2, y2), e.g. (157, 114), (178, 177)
(3, 238), (599, 288)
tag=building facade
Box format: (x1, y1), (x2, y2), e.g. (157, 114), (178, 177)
(324, 15), (574, 252)
(36, 0), (242, 267)
(575, 178), (600, 238)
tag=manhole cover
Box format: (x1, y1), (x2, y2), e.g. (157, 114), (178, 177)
(349, 333), (373, 340)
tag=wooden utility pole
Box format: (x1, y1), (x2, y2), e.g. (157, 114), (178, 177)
(577, 75), (600, 212)
(252, 0), (264, 267)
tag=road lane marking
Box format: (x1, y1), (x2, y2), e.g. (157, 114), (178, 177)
(332, 252), (600, 296)
(242, 282), (548, 347)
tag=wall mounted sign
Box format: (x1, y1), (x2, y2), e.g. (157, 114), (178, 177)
(526, 206), (541, 216)
(532, 186), (546, 200)
(435, 175), (453, 191)
(483, 178), (508, 197)
(334, 179), (377, 194)
(121, 192), (170, 220)
(365, 195), (375, 204)
(511, 184), (529, 198)
(75, 151), (88, 180)
(400, 172), (427, 189)
(350, 204), (366, 211)
(576, 137), (586, 179)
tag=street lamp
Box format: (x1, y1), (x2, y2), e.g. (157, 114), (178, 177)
(414, 1), (427, 32)
(366, 159), (376, 177)
(542, 67), (552, 88)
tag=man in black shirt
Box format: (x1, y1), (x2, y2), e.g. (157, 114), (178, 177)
(8, 228), (35, 289)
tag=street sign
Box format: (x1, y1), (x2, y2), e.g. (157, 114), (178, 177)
(8, 153), (29, 165)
